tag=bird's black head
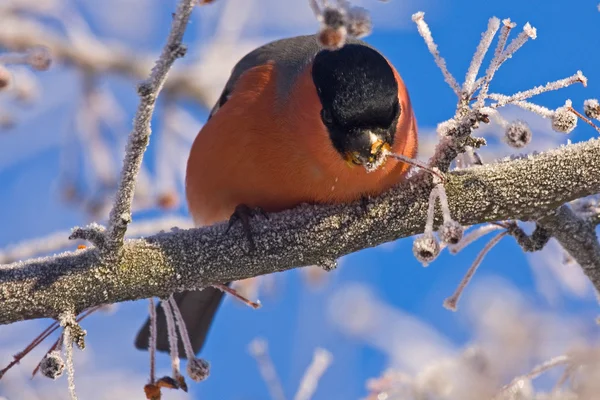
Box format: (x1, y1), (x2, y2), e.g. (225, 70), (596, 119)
(312, 43), (401, 171)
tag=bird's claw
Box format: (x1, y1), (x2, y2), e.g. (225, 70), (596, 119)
(224, 204), (268, 251)
(360, 195), (371, 215)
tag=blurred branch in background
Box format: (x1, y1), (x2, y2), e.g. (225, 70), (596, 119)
(248, 338), (333, 400)
(1, 0), (201, 398)
(0, 39), (51, 127)
(0, 0), (214, 222)
(0, 0), (214, 106)
(339, 281), (600, 400)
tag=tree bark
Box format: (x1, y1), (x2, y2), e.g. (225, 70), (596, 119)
(1, 137), (599, 325)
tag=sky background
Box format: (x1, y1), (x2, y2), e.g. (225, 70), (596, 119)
(1, 0), (600, 399)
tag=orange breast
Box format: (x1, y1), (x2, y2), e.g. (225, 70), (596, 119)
(185, 62), (417, 226)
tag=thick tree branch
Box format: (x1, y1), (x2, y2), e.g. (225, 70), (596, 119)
(1, 137), (599, 325)
(538, 205), (600, 290)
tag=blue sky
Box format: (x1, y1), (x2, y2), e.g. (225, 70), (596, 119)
(1, 0), (599, 399)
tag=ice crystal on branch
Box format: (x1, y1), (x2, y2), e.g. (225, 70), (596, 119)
(411, 12), (596, 313)
(413, 12), (587, 155)
(186, 358), (210, 383)
(504, 120), (532, 148)
(412, 12), (461, 96)
(440, 220), (464, 245)
(552, 100), (578, 134)
(40, 351), (65, 380)
(0, 44), (50, 130)
(413, 233), (441, 265)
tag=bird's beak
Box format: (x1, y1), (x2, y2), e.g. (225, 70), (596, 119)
(368, 138), (391, 164)
(344, 133), (391, 170)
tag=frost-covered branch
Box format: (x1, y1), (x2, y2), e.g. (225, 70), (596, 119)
(0, 216), (193, 264)
(538, 206), (600, 291)
(104, 0), (196, 254)
(1, 137), (599, 325)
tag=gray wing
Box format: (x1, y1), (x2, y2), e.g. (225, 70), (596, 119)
(207, 35), (370, 119)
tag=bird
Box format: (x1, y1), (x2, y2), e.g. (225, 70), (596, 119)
(135, 34), (418, 357)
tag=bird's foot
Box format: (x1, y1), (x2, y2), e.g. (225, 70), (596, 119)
(360, 195), (371, 215)
(224, 204), (269, 251)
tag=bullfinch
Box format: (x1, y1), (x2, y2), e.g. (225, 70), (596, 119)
(135, 34), (417, 357)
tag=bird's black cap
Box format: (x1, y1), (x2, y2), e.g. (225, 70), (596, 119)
(312, 43), (401, 167)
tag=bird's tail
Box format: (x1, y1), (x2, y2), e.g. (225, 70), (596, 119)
(134, 287), (226, 358)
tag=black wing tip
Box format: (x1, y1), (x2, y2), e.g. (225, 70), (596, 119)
(133, 288), (227, 358)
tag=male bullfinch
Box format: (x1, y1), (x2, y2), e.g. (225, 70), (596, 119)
(135, 34), (417, 357)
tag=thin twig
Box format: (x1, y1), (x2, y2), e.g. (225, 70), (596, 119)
(249, 339), (287, 400)
(462, 17), (500, 94)
(0, 319), (58, 379)
(168, 295), (195, 360)
(497, 355), (570, 398)
(60, 313), (78, 400)
(449, 224), (504, 254)
(474, 18), (515, 108)
(0, 306), (93, 379)
(411, 12), (461, 96)
(444, 230), (509, 311)
(294, 348), (333, 400)
(387, 152), (445, 182)
(213, 284), (262, 309)
(105, 0), (197, 254)
(553, 364), (576, 392)
(491, 72), (586, 107)
(568, 106), (600, 133)
(31, 307), (100, 378)
(148, 298), (157, 384)
(160, 299), (181, 379)
(496, 22), (537, 67)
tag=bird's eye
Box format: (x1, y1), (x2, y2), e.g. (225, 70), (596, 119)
(321, 109), (333, 126)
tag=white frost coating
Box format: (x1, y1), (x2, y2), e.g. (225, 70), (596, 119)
(0, 137), (600, 325)
(496, 22), (537, 67)
(1, 11), (599, 344)
(492, 71), (587, 107)
(450, 224), (505, 254)
(473, 18), (516, 108)
(148, 298), (157, 383)
(444, 231), (509, 311)
(411, 12), (461, 95)
(105, 0), (197, 253)
(463, 17), (500, 94)
(552, 100), (578, 134)
(584, 98), (600, 120)
(60, 313), (78, 400)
